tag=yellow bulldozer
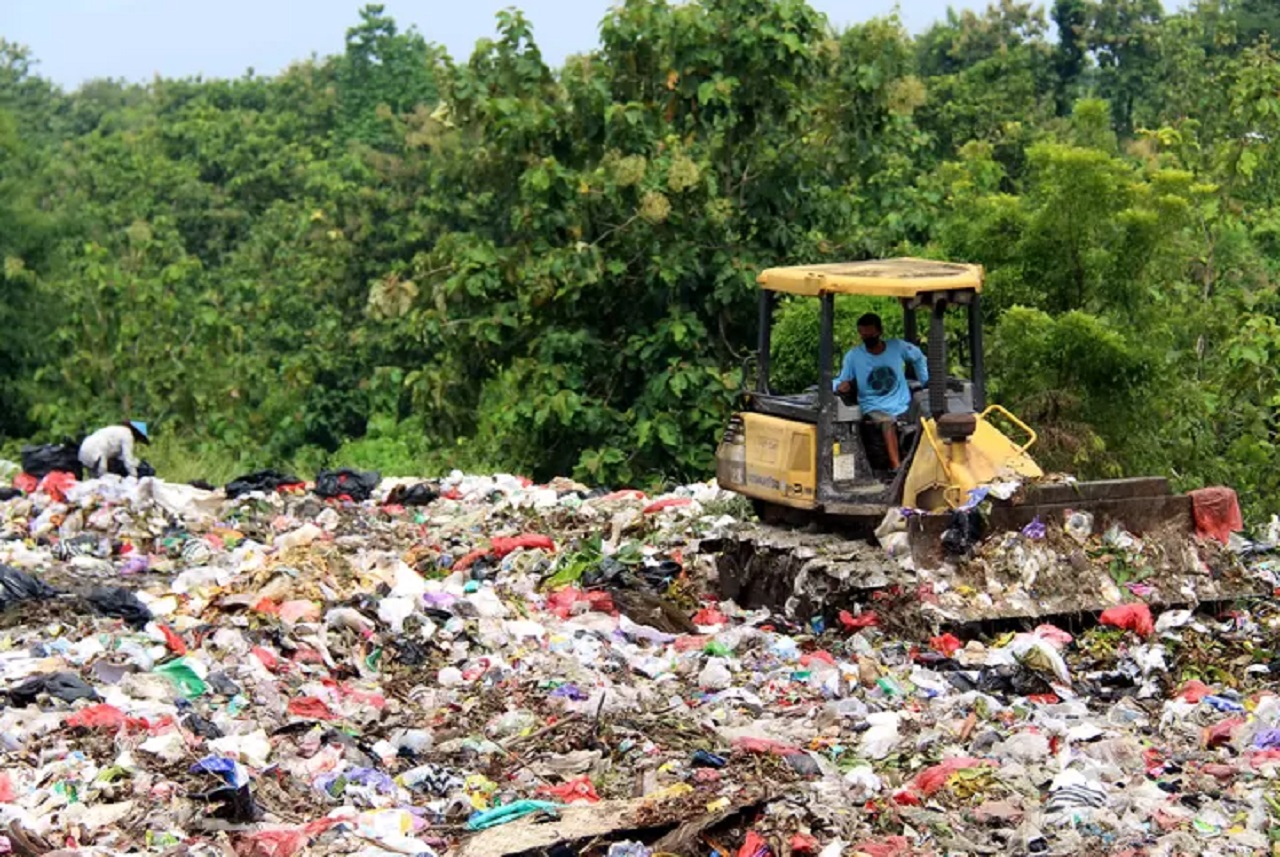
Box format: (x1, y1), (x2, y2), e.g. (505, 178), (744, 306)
(712, 258), (1258, 623)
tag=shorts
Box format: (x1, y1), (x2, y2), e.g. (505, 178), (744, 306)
(866, 411), (896, 424)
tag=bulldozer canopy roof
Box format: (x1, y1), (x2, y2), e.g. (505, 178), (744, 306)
(756, 258), (984, 298)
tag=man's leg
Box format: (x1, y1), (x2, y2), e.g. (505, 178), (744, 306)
(869, 412), (901, 469)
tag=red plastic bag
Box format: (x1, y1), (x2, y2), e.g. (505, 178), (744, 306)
(492, 534), (556, 557)
(454, 548), (489, 570)
(930, 633), (963, 657)
(66, 704), (149, 732)
(789, 834), (819, 855)
(1176, 680), (1212, 703)
(1190, 486), (1244, 545)
(839, 610), (879, 630)
(1250, 749), (1280, 768)
(1033, 624), (1073, 649)
(734, 736), (801, 756)
(13, 473), (37, 494)
(287, 696), (338, 721)
(547, 587), (614, 619)
(233, 818), (338, 857)
(537, 776), (600, 804)
(853, 837), (913, 857)
(598, 490), (646, 503)
(737, 831), (771, 857)
(0, 772), (15, 803)
(800, 650), (836, 667)
(1204, 717), (1244, 749)
(38, 471), (76, 502)
(691, 607), (728, 626)
(643, 497), (693, 515)
(674, 635), (710, 652)
(158, 624), (188, 656)
(1099, 603), (1154, 637)
(910, 757), (996, 796)
(251, 646), (281, 672)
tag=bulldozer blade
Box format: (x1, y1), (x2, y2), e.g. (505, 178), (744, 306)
(907, 477), (1191, 569)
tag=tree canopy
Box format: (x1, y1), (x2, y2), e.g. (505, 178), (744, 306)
(3, 0), (1280, 517)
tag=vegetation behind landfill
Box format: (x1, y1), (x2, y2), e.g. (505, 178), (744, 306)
(3, 1), (1280, 514)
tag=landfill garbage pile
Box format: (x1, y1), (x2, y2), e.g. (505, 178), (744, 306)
(1, 468), (1280, 857)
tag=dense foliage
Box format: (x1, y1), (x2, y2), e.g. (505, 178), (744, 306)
(3, 1), (1280, 516)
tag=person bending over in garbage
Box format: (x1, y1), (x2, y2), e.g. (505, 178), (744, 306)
(78, 421), (150, 478)
(833, 313), (927, 470)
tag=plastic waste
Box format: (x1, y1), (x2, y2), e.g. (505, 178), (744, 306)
(1064, 510), (1094, 543)
(466, 800), (561, 830)
(84, 586), (153, 628)
(385, 482), (439, 506)
(861, 712), (900, 759)
(153, 659), (208, 697)
(314, 468), (381, 502)
(20, 442), (83, 479)
(2, 469), (1277, 856)
(698, 657), (733, 690)
(225, 469), (302, 498)
(0, 564), (59, 609)
(8, 671), (99, 705)
(1099, 603), (1155, 637)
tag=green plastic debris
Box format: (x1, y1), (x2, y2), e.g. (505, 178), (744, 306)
(704, 640), (732, 657)
(1192, 817), (1221, 836)
(95, 765), (131, 783)
(467, 800), (561, 830)
(154, 659), (207, 697)
(146, 832), (181, 849)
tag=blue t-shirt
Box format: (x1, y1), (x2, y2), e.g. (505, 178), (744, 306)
(833, 339), (929, 417)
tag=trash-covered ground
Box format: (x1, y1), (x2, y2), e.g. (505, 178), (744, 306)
(2, 469), (1280, 857)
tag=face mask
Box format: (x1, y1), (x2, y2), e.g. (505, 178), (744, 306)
(861, 334), (881, 348)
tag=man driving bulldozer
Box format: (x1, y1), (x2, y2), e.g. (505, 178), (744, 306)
(833, 312), (928, 470)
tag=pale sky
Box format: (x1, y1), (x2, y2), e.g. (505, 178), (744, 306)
(3, 0), (991, 89)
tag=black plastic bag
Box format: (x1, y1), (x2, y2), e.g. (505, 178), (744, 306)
(394, 639), (430, 666)
(20, 443), (83, 479)
(941, 508), (984, 557)
(0, 487), (20, 502)
(386, 482), (439, 506)
(225, 469), (301, 499)
(0, 565), (59, 610)
(206, 671), (243, 696)
(976, 664), (1052, 697)
(314, 469), (381, 502)
(191, 784), (262, 823)
(85, 586), (153, 628)
(178, 703), (224, 739)
(106, 458), (156, 478)
(9, 671), (99, 706)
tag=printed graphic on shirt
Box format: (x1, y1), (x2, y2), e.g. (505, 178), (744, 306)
(867, 365), (899, 396)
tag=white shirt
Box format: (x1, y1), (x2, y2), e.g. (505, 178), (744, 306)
(78, 425), (139, 477)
